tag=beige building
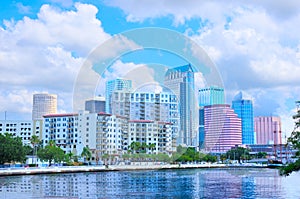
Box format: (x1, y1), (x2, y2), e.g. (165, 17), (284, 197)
(32, 93), (57, 120)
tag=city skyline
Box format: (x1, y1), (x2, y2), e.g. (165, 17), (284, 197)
(1, 1), (300, 138)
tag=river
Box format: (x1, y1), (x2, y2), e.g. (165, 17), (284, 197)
(0, 168), (299, 198)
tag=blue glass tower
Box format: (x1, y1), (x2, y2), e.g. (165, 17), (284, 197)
(232, 92), (255, 144)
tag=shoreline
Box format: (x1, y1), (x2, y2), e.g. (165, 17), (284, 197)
(0, 163), (271, 177)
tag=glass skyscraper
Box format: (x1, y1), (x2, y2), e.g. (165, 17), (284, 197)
(199, 86), (225, 107)
(232, 92), (255, 145)
(198, 86), (225, 149)
(164, 64), (197, 146)
(105, 78), (132, 113)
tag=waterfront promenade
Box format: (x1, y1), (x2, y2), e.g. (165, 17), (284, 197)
(0, 163), (267, 176)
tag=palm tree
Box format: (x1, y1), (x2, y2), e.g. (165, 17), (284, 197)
(30, 135), (40, 165)
(81, 146), (92, 164)
(141, 142), (148, 153)
(148, 143), (156, 154)
(129, 142), (141, 153)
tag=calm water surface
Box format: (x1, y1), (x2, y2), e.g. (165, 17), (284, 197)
(0, 168), (299, 199)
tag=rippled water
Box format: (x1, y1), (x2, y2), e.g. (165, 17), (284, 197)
(0, 168), (299, 199)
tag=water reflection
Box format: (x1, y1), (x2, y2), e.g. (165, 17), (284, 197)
(0, 168), (299, 199)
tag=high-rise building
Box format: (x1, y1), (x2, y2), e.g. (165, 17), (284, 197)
(204, 104), (242, 153)
(254, 116), (282, 145)
(164, 64), (197, 146)
(111, 90), (179, 139)
(199, 86), (225, 107)
(105, 78), (132, 114)
(32, 93), (57, 120)
(85, 96), (105, 113)
(232, 92), (255, 145)
(198, 86), (225, 149)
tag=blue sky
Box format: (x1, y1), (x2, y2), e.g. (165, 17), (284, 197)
(1, 0), (300, 137)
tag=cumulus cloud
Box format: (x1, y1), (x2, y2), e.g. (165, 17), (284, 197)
(0, 3), (111, 119)
(105, 0), (300, 133)
(96, 60), (161, 95)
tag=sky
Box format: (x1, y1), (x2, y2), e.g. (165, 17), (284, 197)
(1, 0), (300, 138)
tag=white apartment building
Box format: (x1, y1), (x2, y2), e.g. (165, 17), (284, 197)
(111, 91), (179, 139)
(43, 113), (82, 155)
(127, 120), (174, 155)
(0, 120), (34, 145)
(96, 113), (128, 158)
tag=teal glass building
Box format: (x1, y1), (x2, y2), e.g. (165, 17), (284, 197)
(232, 92), (255, 145)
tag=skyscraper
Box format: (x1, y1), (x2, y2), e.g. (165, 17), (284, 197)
(105, 78), (132, 113)
(232, 92), (255, 145)
(204, 104), (242, 153)
(198, 86), (225, 149)
(199, 86), (225, 107)
(111, 90), (179, 139)
(32, 93), (57, 120)
(164, 64), (197, 146)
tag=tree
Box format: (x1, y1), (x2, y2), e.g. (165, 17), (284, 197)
(81, 146), (92, 163)
(141, 142), (148, 153)
(257, 152), (267, 159)
(148, 143), (156, 154)
(226, 147), (250, 163)
(37, 142), (66, 166)
(281, 101), (300, 176)
(30, 135), (40, 165)
(0, 133), (28, 164)
(129, 142), (141, 153)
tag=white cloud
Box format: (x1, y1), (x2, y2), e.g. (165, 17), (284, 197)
(0, 3), (111, 119)
(96, 60), (160, 95)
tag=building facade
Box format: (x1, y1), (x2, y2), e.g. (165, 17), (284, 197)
(254, 116), (282, 145)
(105, 78), (132, 114)
(0, 120), (33, 145)
(111, 91), (179, 139)
(232, 92), (255, 145)
(43, 113), (81, 155)
(199, 86), (225, 107)
(204, 104), (242, 153)
(85, 96), (105, 113)
(32, 93), (57, 120)
(198, 86), (225, 149)
(126, 120), (174, 155)
(164, 64), (198, 147)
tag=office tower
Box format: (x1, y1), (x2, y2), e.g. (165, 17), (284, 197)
(32, 93), (57, 120)
(199, 86), (225, 107)
(164, 64), (197, 146)
(232, 92), (255, 145)
(85, 96), (105, 113)
(198, 86), (225, 149)
(254, 116), (282, 145)
(105, 78), (132, 113)
(204, 104), (242, 153)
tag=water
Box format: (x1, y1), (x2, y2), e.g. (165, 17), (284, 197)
(0, 168), (299, 199)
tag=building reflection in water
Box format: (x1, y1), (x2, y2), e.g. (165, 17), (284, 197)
(0, 168), (286, 198)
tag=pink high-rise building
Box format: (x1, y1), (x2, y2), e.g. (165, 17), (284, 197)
(204, 104), (242, 153)
(254, 116), (282, 145)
